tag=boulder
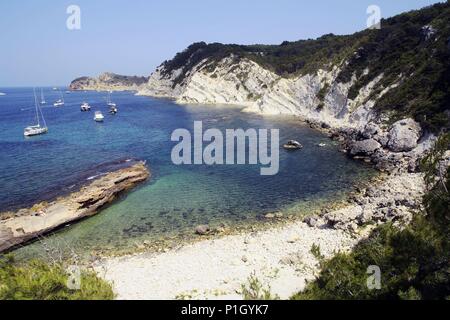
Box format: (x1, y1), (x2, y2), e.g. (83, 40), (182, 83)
(387, 119), (421, 152)
(195, 225), (210, 235)
(361, 123), (380, 139)
(350, 139), (382, 156)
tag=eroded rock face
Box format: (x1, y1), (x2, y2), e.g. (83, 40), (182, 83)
(387, 118), (422, 152)
(0, 162), (150, 253)
(350, 139), (382, 156)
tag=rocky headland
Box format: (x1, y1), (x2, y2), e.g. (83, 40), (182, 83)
(0, 162), (150, 253)
(69, 72), (149, 91)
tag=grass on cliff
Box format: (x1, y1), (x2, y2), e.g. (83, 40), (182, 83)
(0, 255), (115, 300)
(292, 134), (450, 300)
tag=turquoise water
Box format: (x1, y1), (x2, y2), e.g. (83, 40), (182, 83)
(0, 88), (374, 257)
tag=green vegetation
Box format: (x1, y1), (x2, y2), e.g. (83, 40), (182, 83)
(240, 273), (279, 300)
(164, 2), (449, 131)
(292, 134), (450, 300)
(0, 255), (115, 300)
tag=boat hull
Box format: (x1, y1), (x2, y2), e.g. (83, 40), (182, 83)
(24, 127), (48, 137)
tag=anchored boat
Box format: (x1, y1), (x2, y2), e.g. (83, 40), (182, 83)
(24, 88), (48, 137)
(107, 91), (117, 107)
(40, 88), (46, 105)
(53, 89), (65, 107)
(94, 111), (104, 122)
(81, 102), (91, 111)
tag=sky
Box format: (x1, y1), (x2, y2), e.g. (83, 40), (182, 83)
(0, 0), (443, 87)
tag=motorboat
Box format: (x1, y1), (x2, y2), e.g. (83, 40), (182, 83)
(109, 106), (118, 115)
(94, 111), (104, 122)
(81, 102), (91, 111)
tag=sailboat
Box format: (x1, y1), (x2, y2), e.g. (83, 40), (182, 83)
(53, 89), (64, 107)
(40, 88), (46, 105)
(106, 91), (117, 107)
(24, 88), (48, 137)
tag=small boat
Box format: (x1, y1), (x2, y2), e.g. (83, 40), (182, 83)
(318, 143), (327, 147)
(0, 92), (5, 96)
(106, 91), (117, 107)
(40, 88), (46, 105)
(94, 111), (104, 122)
(65, 91), (71, 94)
(80, 102), (91, 111)
(53, 90), (65, 107)
(24, 88), (48, 137)
(283, 140), (303, 150)
(109, 106), (118, 115)
(54, 99), (64, 107)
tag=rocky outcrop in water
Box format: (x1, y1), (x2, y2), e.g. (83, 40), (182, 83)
(70, 72), (149, 91)
(0, 162), (150, 253)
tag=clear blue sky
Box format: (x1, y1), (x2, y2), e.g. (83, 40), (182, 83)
(0, 0), (442, 87)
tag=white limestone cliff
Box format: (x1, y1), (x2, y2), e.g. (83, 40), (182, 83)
(138, 55), (398, 132)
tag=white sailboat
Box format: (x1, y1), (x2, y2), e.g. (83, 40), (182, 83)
(54, 89), (64, 107)
(106, 91), (117, 107)
(40, 88), (46, 105)
(24, 88), (48, 137)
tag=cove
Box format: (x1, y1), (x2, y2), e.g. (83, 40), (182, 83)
(0, 89), (376, 259)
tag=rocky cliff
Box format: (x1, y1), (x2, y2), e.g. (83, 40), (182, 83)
(70, 72), (149, 91)
(138, 3), (449, 136)
(136, 3), (449, 172)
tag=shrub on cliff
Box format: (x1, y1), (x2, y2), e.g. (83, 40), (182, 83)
(292, 134), (450, 300)
(0, 255), (114, 300)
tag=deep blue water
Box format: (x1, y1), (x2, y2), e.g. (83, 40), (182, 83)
(0, 87), (374, 256)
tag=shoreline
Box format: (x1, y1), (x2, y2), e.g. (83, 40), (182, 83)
(95, 171), (425, 300)
(0, 162), (150, 253)
(0, 94), (432, 299)
(85, 98), (430, 299)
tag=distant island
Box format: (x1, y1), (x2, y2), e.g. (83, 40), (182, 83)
(69, 72), (148, 91)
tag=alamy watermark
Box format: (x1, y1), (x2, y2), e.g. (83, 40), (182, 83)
(367, 265), (381, 290)
(66, 265), (81, 290)
(171, 121), (280, 176)
(367, 5), (381, 30)
(66, 5), (81, 30)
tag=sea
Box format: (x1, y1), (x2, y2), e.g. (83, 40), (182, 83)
(0, 87), (375, 258)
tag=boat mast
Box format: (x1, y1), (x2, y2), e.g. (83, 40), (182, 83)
(33, 88), (40, 126)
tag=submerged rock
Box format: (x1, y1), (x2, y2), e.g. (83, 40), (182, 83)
(195, 225), (210, 235)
